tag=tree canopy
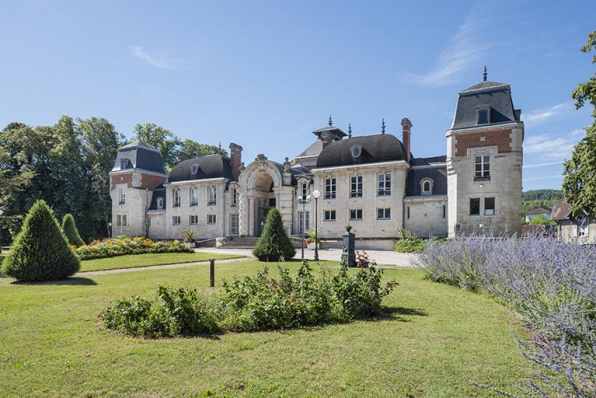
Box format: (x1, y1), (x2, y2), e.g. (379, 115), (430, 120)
(563, 31), (596, 216)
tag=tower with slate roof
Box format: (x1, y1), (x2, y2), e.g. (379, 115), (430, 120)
(446, 71), (524, 237)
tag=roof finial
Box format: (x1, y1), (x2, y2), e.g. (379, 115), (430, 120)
(348, 123), (352, 139)
(219, 141), (222, 154)
(483, 65), (487, 81)
(381, 118), (386, 134)
(328, 115), (333, 126)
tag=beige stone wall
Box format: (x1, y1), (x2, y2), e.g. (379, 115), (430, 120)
(311, 162), (407, 239)
(558, 221), (596, 244)
(111, 183), (150, 237)
(404, 196), (448, 238)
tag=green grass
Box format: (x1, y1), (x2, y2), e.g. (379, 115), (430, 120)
(0, 260), (531, 397)
(79, 252), (245, 272)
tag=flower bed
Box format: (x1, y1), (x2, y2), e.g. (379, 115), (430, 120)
(74, 236), (192, 260)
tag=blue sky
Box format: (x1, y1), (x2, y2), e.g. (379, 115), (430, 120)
(1, 0), (594, 190)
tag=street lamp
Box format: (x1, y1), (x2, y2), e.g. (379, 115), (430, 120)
(298, 194), (311, 260)
(312, 190), (320, 261)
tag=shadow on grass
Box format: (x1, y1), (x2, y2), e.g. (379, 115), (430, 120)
(370, 306), (428, 322)
(12, 277), (97, 286)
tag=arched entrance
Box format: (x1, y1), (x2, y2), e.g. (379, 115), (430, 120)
(254, 172), (276, 236)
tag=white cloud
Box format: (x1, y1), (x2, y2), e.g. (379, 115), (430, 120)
(524, 134), (576, 159)
(522, 102), (574, 127)
(523, 161), (564, 169)
(404, 12), (490, 86)
(129, 45), (187, 70)
(523, 174), (563, 182)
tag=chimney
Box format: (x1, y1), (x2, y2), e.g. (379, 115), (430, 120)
(401, 118), (412, 162)
(229, 143), (243, 181)
(177, 151), (189, 163)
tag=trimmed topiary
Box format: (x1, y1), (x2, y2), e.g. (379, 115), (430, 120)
(61, 213), (85, 247)
(2, 200), (81, 281)
(252, 208), (296, 262)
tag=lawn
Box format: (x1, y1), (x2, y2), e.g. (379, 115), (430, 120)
(0, 260), (531, 397)
(79, 252), (245, 272)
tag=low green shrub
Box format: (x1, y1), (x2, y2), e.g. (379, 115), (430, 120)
(394, 229), (425, 253)
(102, 262), (397, 337)
(75, 236), (191, 260)
(101, 286), (219, 337)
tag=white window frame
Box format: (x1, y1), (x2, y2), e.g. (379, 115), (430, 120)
(173, 189), (181, 208)
(231, 187), (237, 206)
(474, 155), (491, 181)
(378, 173), (391, 196)
(116, 214), (127, 227)
(190, 188), (199, 207)
(349, 209), (363, 220)
(298, 211), (310, 235)
(325, 178), (336, 199)
(189, 215), (198, 225)
(172, 216), (181, 225)
(207, 214), (216, 224)
(324, 210), (336, 221)
(156, 197), (164, 210)
(350, 176), (363, 198)
(377, 208), (391, 220)
(484, 197), (496, 216)
(208, 186), (217, 206)
(119, 188), (126, 205)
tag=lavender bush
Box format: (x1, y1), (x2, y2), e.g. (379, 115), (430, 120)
(416, 236), (596, 397)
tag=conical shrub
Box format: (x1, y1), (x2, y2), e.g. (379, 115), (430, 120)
(2, 200), (81, 281)
(61, 213), (85, 247)
(252, 208), (296, 261)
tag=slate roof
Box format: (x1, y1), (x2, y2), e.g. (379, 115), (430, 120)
(296, 139), (324, 158)
(316, 134), (408, 169)
(113, 140), (165, 174)
(405, 157), (448, 196)
(451, 81), (521, 130)
(148, 183), (166, 211)
(168, 154), (234, 182)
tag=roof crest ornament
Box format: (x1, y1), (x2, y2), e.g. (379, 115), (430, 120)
(483, 65), (488, 81)
(381, 118), (386, 134)
(328, 115), (333, 126)
(348, 123), (352, 138)
(219, 142), (222, 154)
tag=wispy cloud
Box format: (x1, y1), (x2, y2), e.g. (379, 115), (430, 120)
(404, 12), (490, 86)
(522, 102), (574, 127)
(129, 45), (187, 70)
(523, 161), (564, 169)
(524, 128), (585, 167)
(524, 174), (564, 182)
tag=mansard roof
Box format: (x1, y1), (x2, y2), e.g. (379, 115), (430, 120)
(405, 156), (448, 196)
(168, 154), (234, 182)
(315, 134), (408, 169)
(148, 183), (166, 210)
(451, 80), (521, 130)
(113, 140), (165, 174)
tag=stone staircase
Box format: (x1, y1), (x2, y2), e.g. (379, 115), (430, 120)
(221, 237), (260, 249)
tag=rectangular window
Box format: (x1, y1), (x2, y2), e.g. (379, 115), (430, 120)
(122, 215), (127, 226)
(208, 187), (217, 205)
(298, 211), (310, 235)
(325, 178), (336, 199)
(189, 215), (198, 225)
(301, 183), (308, 201)
(484, 197), (495, 216)
(443, 205), (446, 219)
(172, 216), (181, 225)
(350, 176), (363, 198)
(116, 215), (121, 226)
(478, 110), (489, 124)
(173, 189), (181, 208)
(190, 188), (199, 207)
(377, 208), (391, 220)
(579, 224), (589, 237)
(407, 206), (410, 220)
(230, 214), (239, 236)
(119, 188), (126, 205)
(350, 209), (363, 220)
(231, 188), (237, 206)
(470, 198), (480, 215)
(474, 155), (491, 181)
(324, 210), (336, 221)
(378, 173), (391, 196)
(207, 214), (216, 224)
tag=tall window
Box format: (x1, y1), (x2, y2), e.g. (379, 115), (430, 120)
(350, 209), (363, 220)
(407, 206), (410, 220)
(120, 158), (128, 169)
(156, 197), (164, 210)
(208, 187), (217, 205)
(325, 178), (336, 199)
(116, 214), (127, 227)
(190, 188), (198, 207)
(298, 211), (310, 235)
(478, 109), (489, 124)
(189, 215), (198, 225)
(474, 155), (490, 181)
(119, 188), (126, 205)
(324, 210), (336, 221)
(230, 214), (239, 236)
(470, 198), (480, 215)
(301, 183), (308, 201)
(172, 216), (181, 225)
(173, 189), (181, 207)
(350, 176), (363, 198)
(207, 214), (216, 224)
(231, 188), (238, 206)
(378, 173), (391, 196)
(377, 208), (391, 220)
(484, 197), (495, 216)
(443, 205), (446, 219)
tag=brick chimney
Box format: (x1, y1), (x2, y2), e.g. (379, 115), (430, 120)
(229, 143), (243, 181)
(401, 118), (412, 162)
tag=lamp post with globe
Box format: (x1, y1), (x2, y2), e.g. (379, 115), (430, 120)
(312, 190), (320, 261)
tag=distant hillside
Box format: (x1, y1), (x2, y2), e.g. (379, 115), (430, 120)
(522, 189), (563, 214)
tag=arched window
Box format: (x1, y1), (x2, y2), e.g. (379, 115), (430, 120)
(420, 178), (434, 195)
(157, 197), (164, 210)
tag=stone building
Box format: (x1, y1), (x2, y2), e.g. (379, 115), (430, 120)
(110, 75), (524, 248)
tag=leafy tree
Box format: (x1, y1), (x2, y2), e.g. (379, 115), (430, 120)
(252, 209), (296, 261)
(181, 139), (228, 157)
(528, 214), (556, 226)
(134, 123), (182, 171)
(2, 200), (80, 281)
(61, 213), (85, 247)
(563, 31), (596, 216)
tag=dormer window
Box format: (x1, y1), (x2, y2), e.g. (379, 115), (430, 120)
(351, 145), (362, 158)
(477, 106), (490, 125)
(156, 197), (164, 210)
(191, 164), (200, 175)
(120, 158), (129, 170)
(420, 178), (434, 195)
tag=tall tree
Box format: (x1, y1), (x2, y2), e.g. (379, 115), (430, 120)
(134, 123), (181, 171)
(563, 31), (596, 216)
(181, 139), (228, 157)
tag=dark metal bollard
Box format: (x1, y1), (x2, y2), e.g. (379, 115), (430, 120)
(209, 259), (215, 287)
